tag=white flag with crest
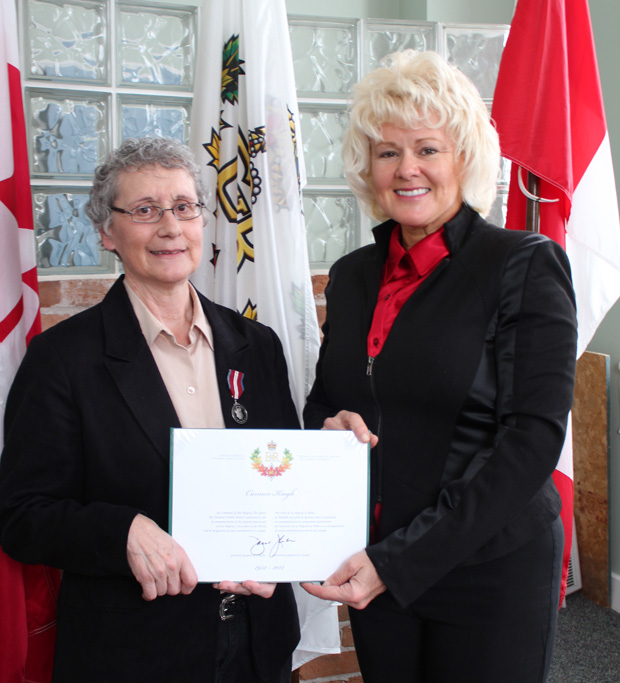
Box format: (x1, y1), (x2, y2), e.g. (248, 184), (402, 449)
(190, 0), (320, 417)
(189, 0), (338, 670)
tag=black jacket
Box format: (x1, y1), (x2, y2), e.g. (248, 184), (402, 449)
(304, 205), (577, 608)
(0, 277), (300, 682)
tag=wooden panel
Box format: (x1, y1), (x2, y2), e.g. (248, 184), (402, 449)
(572, 351), (610, 607)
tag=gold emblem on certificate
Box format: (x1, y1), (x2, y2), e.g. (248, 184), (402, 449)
(250, 440), (293, 479)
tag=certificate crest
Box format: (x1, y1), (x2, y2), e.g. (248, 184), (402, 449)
(250, 441), (293, 479)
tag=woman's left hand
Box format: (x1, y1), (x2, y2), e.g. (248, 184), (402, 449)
(301, 550), (386, 610)
(213, 580), (277, 598)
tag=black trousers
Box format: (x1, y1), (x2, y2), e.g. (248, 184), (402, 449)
(214, 597), (293, 683)
(350, 517), (564, 683)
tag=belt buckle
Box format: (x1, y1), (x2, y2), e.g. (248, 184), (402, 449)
(219, 593), (237, 621)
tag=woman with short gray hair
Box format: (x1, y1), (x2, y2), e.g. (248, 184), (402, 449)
(0, 137), (300, 682)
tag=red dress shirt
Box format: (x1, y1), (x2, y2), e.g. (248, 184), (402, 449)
(367, 225), (450, 359)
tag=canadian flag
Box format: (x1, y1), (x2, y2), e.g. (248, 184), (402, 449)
(0, 0), (61, 680)
(492, 0), (620, 604)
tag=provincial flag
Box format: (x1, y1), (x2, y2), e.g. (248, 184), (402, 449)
(491, 0), (620, 604)
(0, 0), (61, 679)
(189, 0), (320, 418)
(189, 0), (335, 669)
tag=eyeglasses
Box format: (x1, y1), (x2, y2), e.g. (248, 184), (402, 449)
(110, 202), (205, 224)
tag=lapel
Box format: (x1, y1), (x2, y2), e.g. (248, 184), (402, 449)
(196, 293), (254, 429)
(100, 279), (258, 458)
(101, 278), (180, 465)
(362, 219), (394, 330)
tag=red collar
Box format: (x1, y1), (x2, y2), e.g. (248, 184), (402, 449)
(384, 225), (450, 282)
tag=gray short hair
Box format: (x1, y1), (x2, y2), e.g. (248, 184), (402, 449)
(85, 137), (208, 235)
(343, 50), (500, 219)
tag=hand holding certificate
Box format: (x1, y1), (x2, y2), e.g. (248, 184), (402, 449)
(170, 429), (369, 582)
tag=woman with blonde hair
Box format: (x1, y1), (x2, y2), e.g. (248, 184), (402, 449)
(303, 51), (576, 682)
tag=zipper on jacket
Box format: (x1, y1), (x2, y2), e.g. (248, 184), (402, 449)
(367, 354), (383, 512)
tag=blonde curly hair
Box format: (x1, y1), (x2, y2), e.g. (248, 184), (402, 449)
(343, 50), (500, 220)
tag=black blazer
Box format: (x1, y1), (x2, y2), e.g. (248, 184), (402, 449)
(0, 277), (300, 682)
(304, 205), (577, 608)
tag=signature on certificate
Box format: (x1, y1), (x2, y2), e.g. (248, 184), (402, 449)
(250, 534), (296, 557)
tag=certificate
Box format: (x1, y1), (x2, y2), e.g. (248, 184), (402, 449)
(169, 428), (369, 582)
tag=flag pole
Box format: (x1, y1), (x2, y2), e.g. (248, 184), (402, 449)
(526, 171), (541, 233)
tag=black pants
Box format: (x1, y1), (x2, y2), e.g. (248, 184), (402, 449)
(214, 598), (293, 683)
(350, 517), (564, 683)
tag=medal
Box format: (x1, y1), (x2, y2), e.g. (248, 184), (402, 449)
(227, 369), (248, 424)
(231, 401), (248, 424)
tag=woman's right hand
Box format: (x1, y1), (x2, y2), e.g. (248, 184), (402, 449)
(322, 410), (379, 448)
(127, 513), (198, 601)
(302, 549), (386, 609)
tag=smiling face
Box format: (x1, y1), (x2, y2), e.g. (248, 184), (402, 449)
(370, 122), (464, 249)
(101, 165), (203, 293)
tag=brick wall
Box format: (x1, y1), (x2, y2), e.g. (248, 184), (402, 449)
(39, 274), (329, 333)
(39, 278), (115, 332)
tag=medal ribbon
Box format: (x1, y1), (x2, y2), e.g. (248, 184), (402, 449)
(227, 369), (245, 401)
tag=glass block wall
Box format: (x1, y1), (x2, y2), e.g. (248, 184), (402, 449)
(289, 17), (510, 268)
(21, 3), (508, 275)
(23, 0), (196, 276)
